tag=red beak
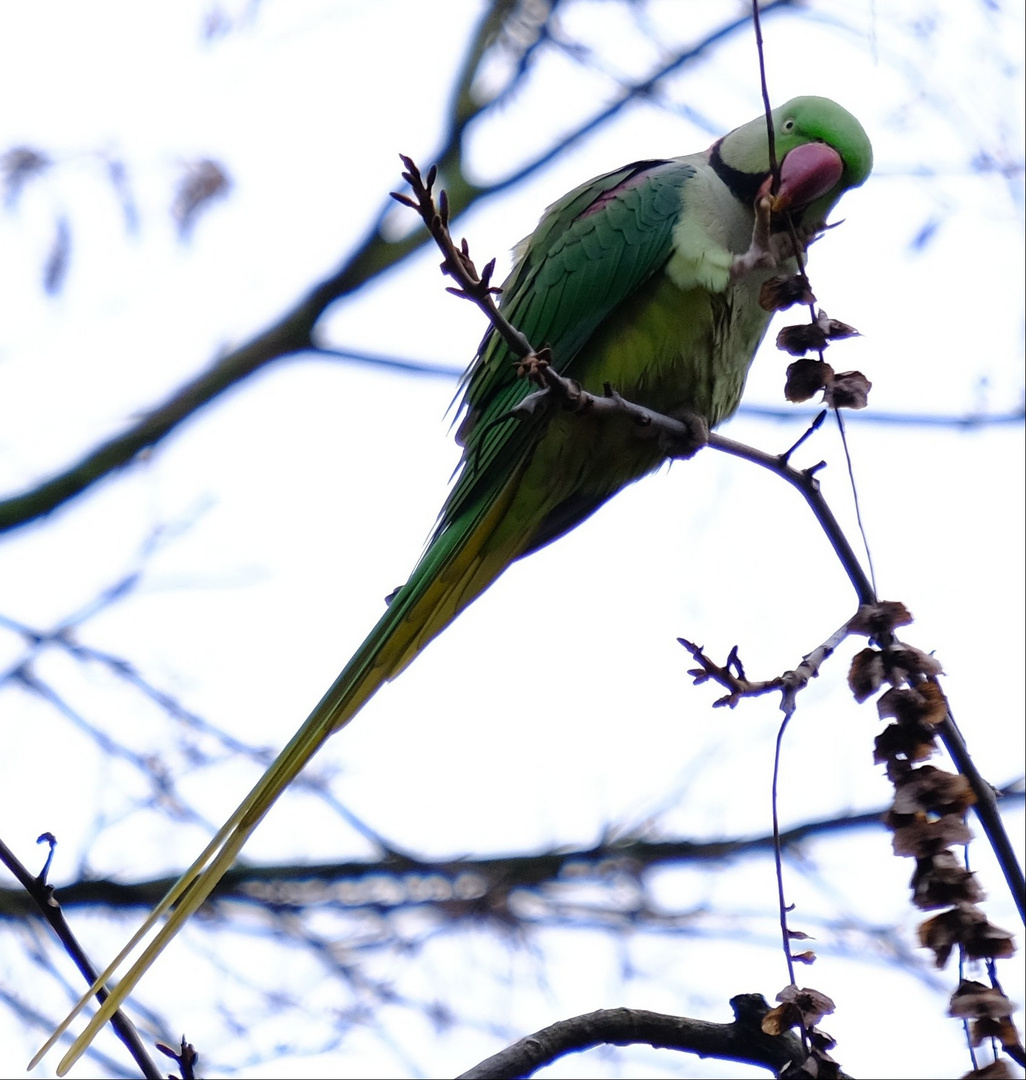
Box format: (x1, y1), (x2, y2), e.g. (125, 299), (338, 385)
(756, 141), (844, 212)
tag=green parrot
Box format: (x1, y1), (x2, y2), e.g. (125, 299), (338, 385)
(42, 95), (871, 1073)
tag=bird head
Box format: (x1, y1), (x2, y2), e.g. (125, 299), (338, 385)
(717, 95), (873, 220)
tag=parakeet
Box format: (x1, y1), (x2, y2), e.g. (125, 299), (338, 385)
(41, 95), (871, 1072)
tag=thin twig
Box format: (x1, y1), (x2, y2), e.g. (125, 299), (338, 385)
(391, 157), (534, 362)
(0, 834), (163, 1079)
(770, 715), (805, 1059)
(833, 408), (878, 598)
(707, 431), (876, 603)
(752, 1), (780, 195)
(679, 619), (856, 716)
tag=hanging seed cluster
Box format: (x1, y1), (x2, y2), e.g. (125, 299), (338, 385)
(847, 602), (1022, 1071)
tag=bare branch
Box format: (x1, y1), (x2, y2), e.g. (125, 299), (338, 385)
(457, 996), (849, 1079)
(0, 834), (162, 1079)
(4, 793), (1021, 921)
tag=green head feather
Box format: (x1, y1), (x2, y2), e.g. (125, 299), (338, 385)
(721, 95), (873, 195)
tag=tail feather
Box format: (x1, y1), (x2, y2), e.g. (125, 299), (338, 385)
(41, 482), (531, 1075)
(384, 477), (520, 679)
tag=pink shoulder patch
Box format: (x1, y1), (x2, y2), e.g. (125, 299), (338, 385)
(577, 165), (664, 220)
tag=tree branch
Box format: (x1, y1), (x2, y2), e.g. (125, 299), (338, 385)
(0, 834), (162, 1079)
(3, 795), (1020, 920)
(457, 996), (849, 1079)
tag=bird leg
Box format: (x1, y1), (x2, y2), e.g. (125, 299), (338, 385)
(731, 203), (830, 280)
(731, 195), (778, 278)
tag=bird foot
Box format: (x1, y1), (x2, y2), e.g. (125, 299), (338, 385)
(515, 347), (554, 385)
(731, 197), (826, 280)
(660, 408), (709, 460)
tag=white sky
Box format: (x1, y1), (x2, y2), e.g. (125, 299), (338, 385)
(0, 1), (1023, 1077)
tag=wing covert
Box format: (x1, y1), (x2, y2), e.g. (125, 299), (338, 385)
(441, 156), (697, 533)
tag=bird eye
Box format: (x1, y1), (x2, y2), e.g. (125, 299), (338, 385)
(782, 118), (795, 132)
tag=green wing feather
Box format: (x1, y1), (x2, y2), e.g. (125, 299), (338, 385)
(445, 158), (696, 529)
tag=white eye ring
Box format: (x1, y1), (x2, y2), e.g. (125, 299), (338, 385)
(782, 118), (795, 132)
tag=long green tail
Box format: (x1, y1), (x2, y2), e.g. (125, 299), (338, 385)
(36, 479), (526, 1075)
